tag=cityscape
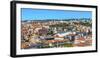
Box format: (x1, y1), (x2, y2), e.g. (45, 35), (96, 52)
(21, 19), (92, 49)
(21, 8), (92, 49)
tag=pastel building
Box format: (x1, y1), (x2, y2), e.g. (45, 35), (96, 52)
(54, 32), (72, 40)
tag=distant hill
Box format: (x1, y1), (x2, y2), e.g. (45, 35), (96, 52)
(22, 18), (91, 22)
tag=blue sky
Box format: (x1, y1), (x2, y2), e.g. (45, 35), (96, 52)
(21, 8), (92, 20)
